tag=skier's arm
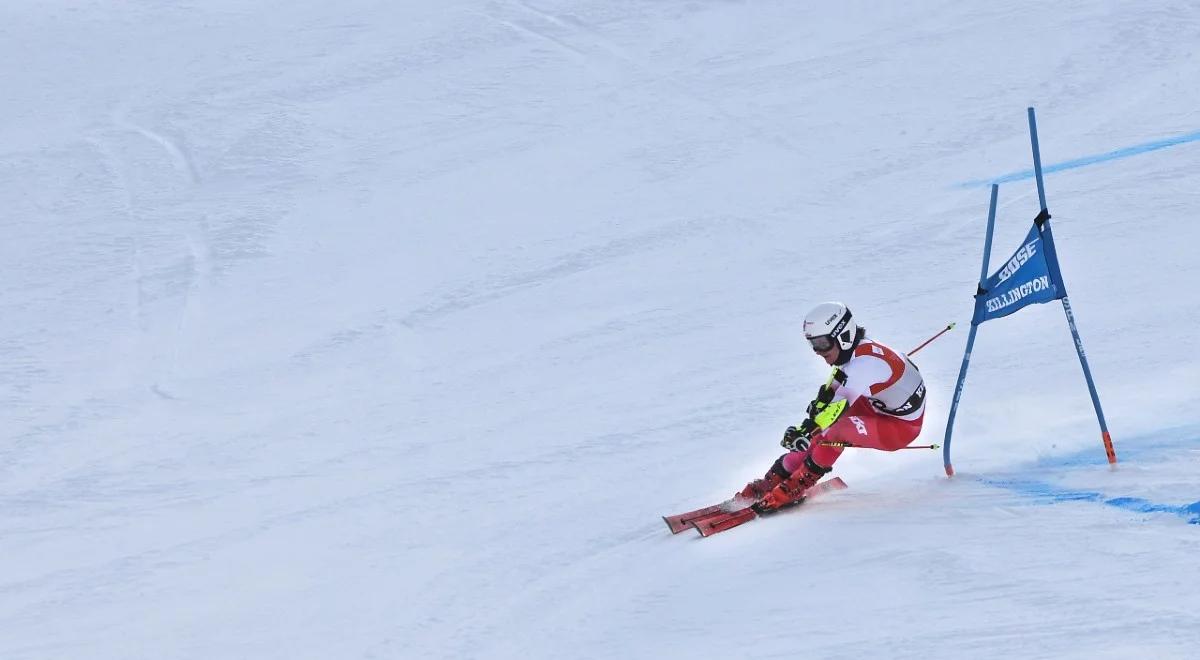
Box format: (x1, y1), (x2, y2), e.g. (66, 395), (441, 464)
(807, 369), (849, 430)
(781, 372), (842, 450)
(811, 357), (891, 429)
(812, 397), (847, 430)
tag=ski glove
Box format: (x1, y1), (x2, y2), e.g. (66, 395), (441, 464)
(780, 419), (817, 452)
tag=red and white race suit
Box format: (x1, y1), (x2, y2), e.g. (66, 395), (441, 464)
(782, 337), (926, 473)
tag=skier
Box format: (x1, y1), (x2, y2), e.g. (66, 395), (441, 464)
(739, 302), (926, 512)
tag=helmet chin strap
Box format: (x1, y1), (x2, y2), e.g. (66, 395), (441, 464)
(833, 327), (866, 365)
(833, 346), (852, 366)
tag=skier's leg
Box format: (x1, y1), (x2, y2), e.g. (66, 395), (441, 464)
(872, 412), (924, 450)
(765, 401), (905, 508)
(804, 398), (879, 464)
(809, 399), (924, 455)
(760, 404), (926, 511)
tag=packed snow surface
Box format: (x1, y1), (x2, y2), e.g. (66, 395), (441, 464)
(2, 2), (1199, 658)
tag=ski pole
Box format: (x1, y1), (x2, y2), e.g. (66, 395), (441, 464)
(819, 441), (940, 450)
(908, 323), (955, 356)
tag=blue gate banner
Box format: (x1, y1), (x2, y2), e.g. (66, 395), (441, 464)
(972, 218), (1067, 325)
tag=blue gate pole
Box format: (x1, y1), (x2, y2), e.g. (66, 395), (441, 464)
(1027, 107), (1117, 464)
(943, 183), (999, 476)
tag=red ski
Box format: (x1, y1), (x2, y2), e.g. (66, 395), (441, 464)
(662, 500), (744, 534)
(690, 477), (848, 538)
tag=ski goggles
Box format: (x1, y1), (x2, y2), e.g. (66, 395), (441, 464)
(807, 334), (837, 353)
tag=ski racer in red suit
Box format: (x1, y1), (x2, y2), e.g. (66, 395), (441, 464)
(739, 302), (926, 512)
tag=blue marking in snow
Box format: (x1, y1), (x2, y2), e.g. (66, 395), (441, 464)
(1184, 500), (1200, 524)
(956, 129), (1200, 188)
(975, 429), (1200, 525)
(979, 478), (1200, 525)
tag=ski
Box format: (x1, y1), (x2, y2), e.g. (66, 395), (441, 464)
(691, 477), (847, 538)
(662, 500), (744, 534)
(691, 507), (758, 536)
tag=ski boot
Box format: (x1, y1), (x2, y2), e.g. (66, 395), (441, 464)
(753, 456), (832, 513)
(735, 457), (791, 506)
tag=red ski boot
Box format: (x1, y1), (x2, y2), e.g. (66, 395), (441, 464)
(735, 457), (791, 505)
(754, 456), (832, 513)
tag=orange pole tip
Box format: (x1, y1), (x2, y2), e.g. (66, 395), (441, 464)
(1102, 431), (1117, 464)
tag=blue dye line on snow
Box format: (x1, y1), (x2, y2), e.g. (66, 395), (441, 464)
(957, 128), (1200, 188)
(975, 428), (1200, 525)
(978, 477), (1200, 525)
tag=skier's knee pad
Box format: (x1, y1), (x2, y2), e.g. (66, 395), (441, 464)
(780, 452), (805, 474)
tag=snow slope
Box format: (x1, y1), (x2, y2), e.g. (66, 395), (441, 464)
(2, 1), (1199, 658)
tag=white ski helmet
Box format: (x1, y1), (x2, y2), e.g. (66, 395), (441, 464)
(803, 302), (857, 352)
